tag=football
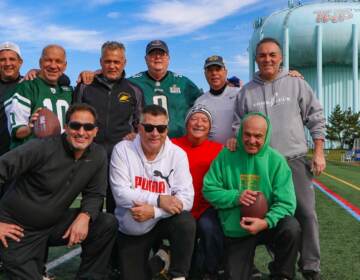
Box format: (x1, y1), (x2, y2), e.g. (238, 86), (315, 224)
(33, 108), (61, 138)
(240, 191), (268, 219)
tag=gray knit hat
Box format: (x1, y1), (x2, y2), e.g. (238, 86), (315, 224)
(185, 104), (213, 127)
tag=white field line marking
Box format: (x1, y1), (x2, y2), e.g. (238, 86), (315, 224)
(46, 247), (82, 271)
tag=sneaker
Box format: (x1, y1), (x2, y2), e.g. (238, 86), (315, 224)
(157, 247), (170, 272)
(202, 273), (218, 280)
(302, 270), (321, 280)
(42, 271), (56, 280)
(149, 245), (171, 278)
(251, 266), (262, 279)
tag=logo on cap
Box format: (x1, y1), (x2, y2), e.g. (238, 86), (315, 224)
(204, 55), (225, 69)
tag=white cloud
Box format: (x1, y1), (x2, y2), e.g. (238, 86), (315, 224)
(107, 11), (121, 19)
(230, 53), (249, 69)
(142, 0), (257, 27)
(120, 0), (259, 41)
(0, 4), (104, 51)
(234, 52), (249, 68)
(0, 0), (263, 52)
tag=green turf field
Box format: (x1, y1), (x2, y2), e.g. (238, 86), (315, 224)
(1, 161), (359, 280)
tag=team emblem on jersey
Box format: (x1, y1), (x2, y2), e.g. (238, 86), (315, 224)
(155, 81), (161, 87)
(132, 72), (143, 78)
(118, 92), (131, 103)
(61, 86), (72, 92)
(50, 87), (56, 94)
(169, 85), (181, 94)
(154, 88), (164, 94)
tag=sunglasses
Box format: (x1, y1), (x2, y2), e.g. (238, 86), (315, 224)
(141, 123), (168, 133)
(68, 121), (96, 131)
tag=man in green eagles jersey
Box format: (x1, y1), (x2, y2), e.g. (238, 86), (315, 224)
(128, 40), (202, 138)
(5, 44), (72, 149)
(78, 40), (202, 137)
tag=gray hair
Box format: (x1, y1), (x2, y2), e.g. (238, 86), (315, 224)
(101, 41), (125, 57)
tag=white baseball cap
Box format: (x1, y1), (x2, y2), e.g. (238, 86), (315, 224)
(0, 42), (22, 59)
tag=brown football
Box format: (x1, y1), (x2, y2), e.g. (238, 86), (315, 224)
(33, 108), (61, 138)
(240, 191), (268, 219)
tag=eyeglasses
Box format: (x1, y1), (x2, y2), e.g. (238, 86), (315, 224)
(68, 121), (96, 131)
(147, 50), (168, 58)
(141, 123), (168, 133)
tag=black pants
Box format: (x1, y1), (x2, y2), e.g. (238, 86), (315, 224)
(1, 209), (118, 280)
(224, 216), (301, 280)
(117, 211), (196, 280)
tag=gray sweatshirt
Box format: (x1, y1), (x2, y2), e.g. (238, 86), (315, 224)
(233, 70), (325, 158)
(195, 86), (240, 144)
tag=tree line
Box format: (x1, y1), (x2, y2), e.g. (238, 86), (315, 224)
(326, 105), (360, 149)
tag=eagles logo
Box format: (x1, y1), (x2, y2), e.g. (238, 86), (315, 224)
(208, 55), (220, 61)
(118, 92), (131, 103)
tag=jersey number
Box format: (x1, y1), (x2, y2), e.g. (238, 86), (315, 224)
(43, 99), (69, 130)
(153, 95), (168, 112)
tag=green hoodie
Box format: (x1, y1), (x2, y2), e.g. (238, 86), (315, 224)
(203, 112), (296, 238)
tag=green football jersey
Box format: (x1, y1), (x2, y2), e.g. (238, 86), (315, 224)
(4, 77), (72, 148)
(129, 71), (202, 138)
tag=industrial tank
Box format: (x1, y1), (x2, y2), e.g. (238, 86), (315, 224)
(249, 0), (360, 120)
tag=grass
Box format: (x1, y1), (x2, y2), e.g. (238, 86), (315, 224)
(1, 161), (359, 280)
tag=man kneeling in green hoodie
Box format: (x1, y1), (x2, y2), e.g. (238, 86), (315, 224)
(203, 113), (300, 280)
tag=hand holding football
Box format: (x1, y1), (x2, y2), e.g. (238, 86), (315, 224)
(240, 191), (268, 219)
(33, 108), (61, 138)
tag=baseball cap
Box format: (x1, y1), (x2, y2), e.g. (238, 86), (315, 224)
(146, 40), (169, 55)
(0, 42), (22, 59)
(227, 76), (240, 87)
(185, 104), (213, 127)
(204, 55), (225, 69)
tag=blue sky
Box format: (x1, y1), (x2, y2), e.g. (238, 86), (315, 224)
(0, 0), (313, 89)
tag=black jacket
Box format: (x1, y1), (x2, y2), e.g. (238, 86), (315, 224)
(74, 74), (144, 156)
(0, 135), (107, 229)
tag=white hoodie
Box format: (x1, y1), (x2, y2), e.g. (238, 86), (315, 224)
(110, 134), (194, 235)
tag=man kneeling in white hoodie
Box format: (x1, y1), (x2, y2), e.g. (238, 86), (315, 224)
(110, 104), (195, 280)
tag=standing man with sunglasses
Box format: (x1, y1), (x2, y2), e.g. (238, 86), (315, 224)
(5, 44), (72, 149)
(109, 104), (195, 280)
(0, 103), (118, 279)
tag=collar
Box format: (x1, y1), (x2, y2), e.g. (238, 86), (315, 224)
(146, 71), (169, 82)
(95, 72), (125, 88)
(0, 75), (23, 84)
(209, 84), (227, 96)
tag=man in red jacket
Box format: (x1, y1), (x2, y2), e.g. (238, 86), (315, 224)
(172, 105), (223, 280)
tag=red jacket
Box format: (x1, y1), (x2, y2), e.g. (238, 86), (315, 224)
(172, 136), (222, 219)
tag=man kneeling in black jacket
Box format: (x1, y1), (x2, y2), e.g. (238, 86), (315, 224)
(0, 103), (118, 279)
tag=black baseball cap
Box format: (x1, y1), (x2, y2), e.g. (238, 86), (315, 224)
(146, 40), (169, 55)
(204, 55), (225, 69)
